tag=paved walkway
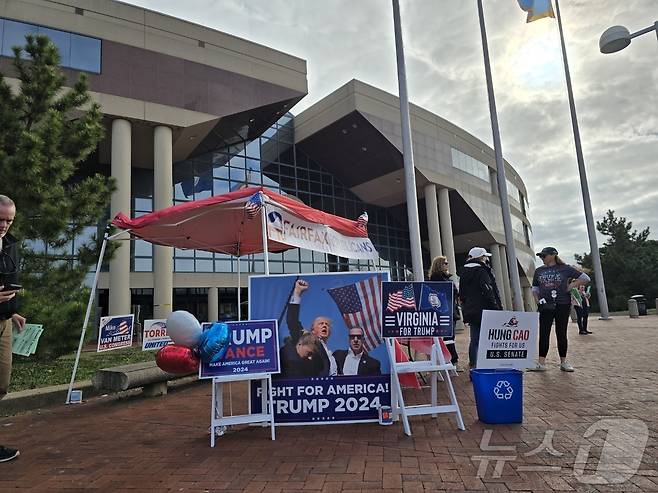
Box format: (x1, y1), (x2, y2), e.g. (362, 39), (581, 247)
(1, 316), (658, 492)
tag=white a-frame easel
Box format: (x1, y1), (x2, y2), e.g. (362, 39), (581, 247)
(386, 337), (465, 436)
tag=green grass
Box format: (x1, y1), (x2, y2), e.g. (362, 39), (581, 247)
(9, 347), (155, 393)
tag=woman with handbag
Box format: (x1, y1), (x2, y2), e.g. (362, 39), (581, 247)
(428, 255), (460, 366)
(530, 247), (590, 372)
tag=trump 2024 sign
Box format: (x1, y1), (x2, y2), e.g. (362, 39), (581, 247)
(381, 282), (453, 338)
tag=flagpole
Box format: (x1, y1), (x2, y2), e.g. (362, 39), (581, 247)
(476, 0), (524, 311)
(554, 0), (610, 319)
(391, 0), (425, 282)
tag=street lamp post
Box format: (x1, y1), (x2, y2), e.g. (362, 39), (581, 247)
(391, 0), (425, 282)
(599, 21), (658, 54)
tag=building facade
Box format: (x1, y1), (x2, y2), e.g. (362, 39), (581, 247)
(1, 0), (536, 326)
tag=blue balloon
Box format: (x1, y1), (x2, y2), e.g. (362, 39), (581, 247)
(198, 322), (230, 364)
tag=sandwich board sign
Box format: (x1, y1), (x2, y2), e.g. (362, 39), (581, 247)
(476, 310), (539, 369)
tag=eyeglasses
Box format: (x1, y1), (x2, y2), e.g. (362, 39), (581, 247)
(350, 334), (364, 340)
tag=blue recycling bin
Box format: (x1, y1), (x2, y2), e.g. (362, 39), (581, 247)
(471, 369), (523, 424)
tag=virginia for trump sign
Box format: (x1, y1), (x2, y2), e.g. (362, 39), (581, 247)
(381, 282), (453, 338)
(265, 203), (379, 260)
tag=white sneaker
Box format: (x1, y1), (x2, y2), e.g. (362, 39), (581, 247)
(560, 362), (575, 372)
(528, 362), (547, 372)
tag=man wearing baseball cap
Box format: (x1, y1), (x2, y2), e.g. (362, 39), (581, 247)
(458, 247), (503, 370)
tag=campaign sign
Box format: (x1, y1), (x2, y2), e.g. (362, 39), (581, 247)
(97, 314), (134, 352)
(476, 310), (539, 369)
(199, 320), (280, 379)
(251, 375), (390, 424)
(142, 319), (172, 351)
(381, 281), (453, 338)
(249, 272), (391, 424)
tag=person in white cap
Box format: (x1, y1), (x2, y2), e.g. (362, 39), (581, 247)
(458, 247), (503, 370)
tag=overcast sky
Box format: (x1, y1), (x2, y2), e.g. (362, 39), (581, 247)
(126, 0), (658, 262)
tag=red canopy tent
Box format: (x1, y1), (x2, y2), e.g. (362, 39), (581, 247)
(67, 187), (380, 402)
(111, 186), (370, 256)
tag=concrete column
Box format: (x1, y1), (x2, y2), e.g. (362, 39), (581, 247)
(523, 286), (536, 312)
(208, 287), (219, 322)
(424, 183), (442, 260)
(489, 244), (506, 307)
(499, 245), (514, 310)
(438, 188), (456, 273)
(153, 126), (174, 319)
(109, 119), (131, 315)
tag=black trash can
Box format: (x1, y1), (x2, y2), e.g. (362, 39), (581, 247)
(631, 295), (647, 316)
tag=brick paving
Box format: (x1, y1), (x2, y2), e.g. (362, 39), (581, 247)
(1, 316), (658, 492)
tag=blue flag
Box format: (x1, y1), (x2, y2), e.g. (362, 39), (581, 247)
(419, 284), (449, 314)
(518, 0), (555, 23)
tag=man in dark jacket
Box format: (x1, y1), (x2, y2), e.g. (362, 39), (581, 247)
(0, 195), (26, 463)
(333, 327), (381, 376)
(458, 247), (503, 369)
(286, 279), (337, 376)
(279, 332), (321, 378)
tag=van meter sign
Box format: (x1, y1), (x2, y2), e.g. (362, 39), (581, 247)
(381, 281), (454, 338)
(142, 319), (172, 351)
(476, 310), (539, 369)
(97, 314), (134, 352)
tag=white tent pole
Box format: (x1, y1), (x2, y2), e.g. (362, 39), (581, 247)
(66, 227), (111, 404)
(261, 196), (270, 276)
(236, 254), (241, 322)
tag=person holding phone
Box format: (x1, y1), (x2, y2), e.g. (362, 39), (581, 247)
(530, 247), (589, 372)
(0, 195), (26, 463)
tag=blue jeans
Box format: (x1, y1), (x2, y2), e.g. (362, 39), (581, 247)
(469, 321), (481, 367)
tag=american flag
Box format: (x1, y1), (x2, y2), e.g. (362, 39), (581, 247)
(357, 211), (368, 230)
(116, 320), (131, 335)
(386, 284), (416, 312)
(244, 192), (263, 219)
(327, 274), (383, 352)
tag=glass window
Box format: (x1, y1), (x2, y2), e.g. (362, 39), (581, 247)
(175, 248), (194, 258)
(70, 33), (101, 73)
(213, 179), (230, 195)
(195, 259), (214, 272)
(134, 240), (152, 257)
(134, 258), (152, 272)
(38, 27), (71, 66)
(175, 259), (195, 272)
(245, 139), (260, 158)
(215, 258), (232, 272)
(2, 19), (37, 58)
(134, 197), (152, 212)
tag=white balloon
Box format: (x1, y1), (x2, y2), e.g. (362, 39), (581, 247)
(165, 311), (202, 348)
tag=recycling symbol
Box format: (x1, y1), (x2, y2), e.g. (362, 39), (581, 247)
(493, 380), (513, 400)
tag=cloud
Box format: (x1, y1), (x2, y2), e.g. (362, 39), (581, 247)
(126, 0), (658, 263)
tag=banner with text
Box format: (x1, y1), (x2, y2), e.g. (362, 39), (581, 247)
(266, 203), (379, 260)
(142, 319), (172, 351)
(249, 272), (391, 424)
(98, 314), (134, 352)
(476, 310), (539, 369)
(381, 281), (453, 338)
(199, 320), (280, 379)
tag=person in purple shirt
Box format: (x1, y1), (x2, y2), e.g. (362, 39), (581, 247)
(530, 247), (590, 372)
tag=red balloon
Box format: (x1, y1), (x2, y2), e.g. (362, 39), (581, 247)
(156, 344), (200, 374)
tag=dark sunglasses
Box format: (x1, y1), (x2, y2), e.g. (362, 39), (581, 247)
(350, 334), (364, 340)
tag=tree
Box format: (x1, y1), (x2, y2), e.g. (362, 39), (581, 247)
(576, 210), (658, 312)
(0, 35), (115, 358)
